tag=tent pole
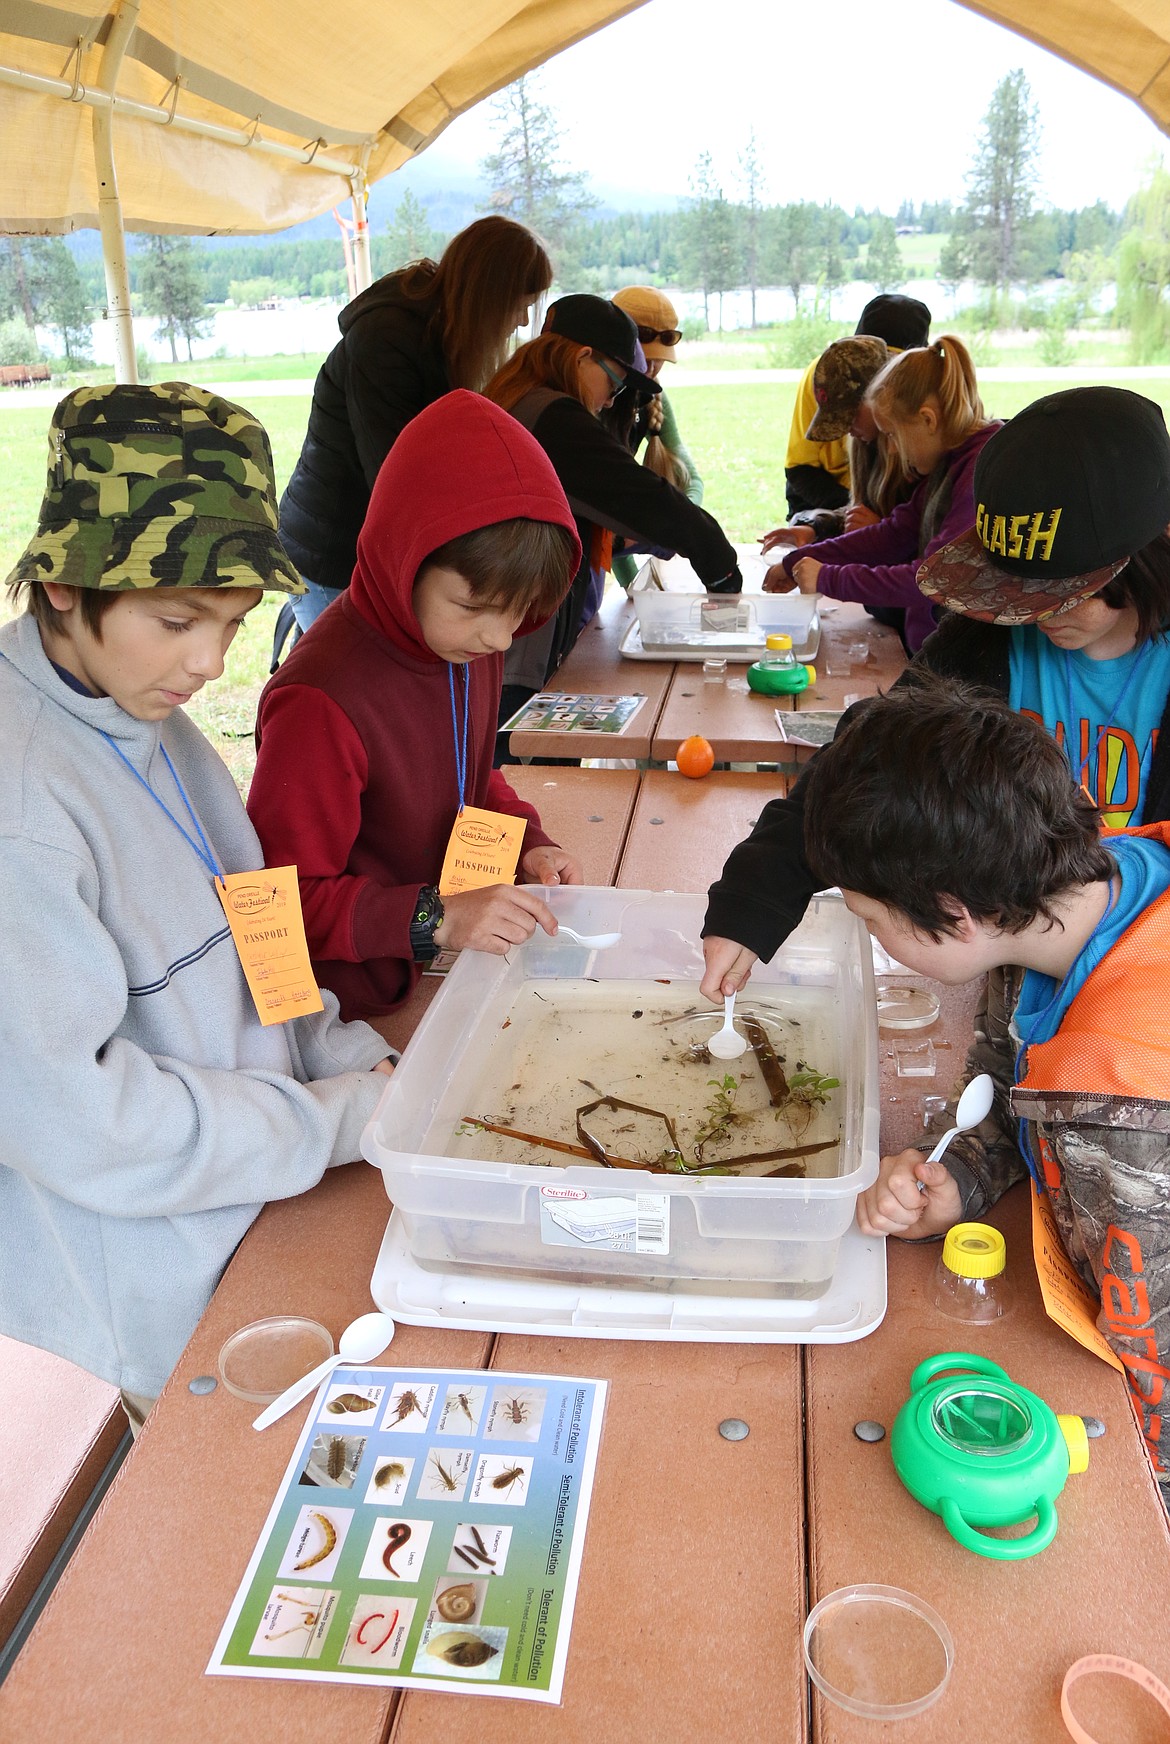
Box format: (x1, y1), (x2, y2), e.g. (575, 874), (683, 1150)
(92, 0), (141, 383)
(350, 170), (372, 293)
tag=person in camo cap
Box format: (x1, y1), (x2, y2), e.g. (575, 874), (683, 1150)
(0, 382), (394, 1437)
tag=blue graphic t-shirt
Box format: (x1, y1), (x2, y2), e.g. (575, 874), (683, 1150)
(1009, 626), (1170, 827)
(1014, 833), (1170, 1050)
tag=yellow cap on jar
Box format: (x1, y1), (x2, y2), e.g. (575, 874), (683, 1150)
(766, 633), (793, 652)
(941, 1222), (1006, 1279)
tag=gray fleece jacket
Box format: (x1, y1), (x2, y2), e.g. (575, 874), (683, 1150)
(0, 614), (389, 1395)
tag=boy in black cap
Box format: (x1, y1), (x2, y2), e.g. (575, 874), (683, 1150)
(782, 292), (932, 521)
(701, 385), (1170, 1001)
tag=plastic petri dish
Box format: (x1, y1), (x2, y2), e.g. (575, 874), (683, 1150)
(876, 984), (941, 1030)
(218, 1315), (334, 1404)
(804, 1583), (954, 1720)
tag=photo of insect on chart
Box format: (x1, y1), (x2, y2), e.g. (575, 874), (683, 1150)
(208, 1367), (605, 1701)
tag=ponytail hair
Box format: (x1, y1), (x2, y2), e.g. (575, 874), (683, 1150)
(640, 394), (691, 491)
(866, 335), (986, 452)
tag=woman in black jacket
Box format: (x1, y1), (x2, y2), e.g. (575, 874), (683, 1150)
(281, 216), (552, 631)
(484, 295), (741, 744)
(700, 386), (1170, 1001)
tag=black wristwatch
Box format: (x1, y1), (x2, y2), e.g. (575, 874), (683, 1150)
(409, 884), (445, 962)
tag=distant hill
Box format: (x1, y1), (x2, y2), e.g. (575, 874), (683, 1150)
(66, 150), (682, 258)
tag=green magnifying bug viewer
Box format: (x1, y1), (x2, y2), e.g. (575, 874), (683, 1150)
(891, 1353), (1089, 1560)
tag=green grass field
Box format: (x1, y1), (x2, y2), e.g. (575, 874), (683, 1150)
(5, 370), (1170, 789)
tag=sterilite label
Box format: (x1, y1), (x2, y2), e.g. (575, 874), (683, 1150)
(538, 1186), (670, 1255)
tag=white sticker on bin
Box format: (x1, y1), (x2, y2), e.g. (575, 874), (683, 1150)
(539, 1187), (670, 1256)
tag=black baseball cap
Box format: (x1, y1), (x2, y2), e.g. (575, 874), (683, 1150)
(856, 294), (931, 351)
(918, 387), (1170, 624)
(542, 295), (660, 396)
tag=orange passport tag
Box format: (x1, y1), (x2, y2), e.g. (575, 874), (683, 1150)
(438, 806), (525, 896)
(215, 866), (324, 1027)
(1031, 1188), (1124, 1372)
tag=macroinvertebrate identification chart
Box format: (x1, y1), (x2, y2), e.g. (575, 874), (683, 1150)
(208, 1367), (605, 1702)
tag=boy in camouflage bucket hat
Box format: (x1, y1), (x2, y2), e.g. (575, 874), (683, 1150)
(0, 383), (392, 1434)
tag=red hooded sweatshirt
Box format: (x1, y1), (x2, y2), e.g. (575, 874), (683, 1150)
(248, 390), (582, 1021)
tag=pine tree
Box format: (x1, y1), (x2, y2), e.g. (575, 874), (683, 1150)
(385, 189), (440, 268)
(479, 75), (595, 261)
(950, 69), (1042, 311)
(679, 152), (740, 331)
(40, 241), (92, 365)
(737, 129), (766, 328)
(138, 236), (211, 363)
(865, 216), (904, 291)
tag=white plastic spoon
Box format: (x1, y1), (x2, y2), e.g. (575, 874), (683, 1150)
(252, 1310), (396, 1431)
(553, 924), (622, 948)
(708, 990), (748, 1060)
(924, 1073), (995, 1165)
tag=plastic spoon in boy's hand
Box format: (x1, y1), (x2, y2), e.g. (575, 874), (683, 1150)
(552, 924), (622, 948)
(252, 1311), (396, 1431)
(923, 1074), (995, 1166)
(708, 990), (748, 1060)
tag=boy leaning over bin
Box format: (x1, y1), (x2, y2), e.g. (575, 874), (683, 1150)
(801, 675), (1170, 1490)
(0, 384), (394, 1434)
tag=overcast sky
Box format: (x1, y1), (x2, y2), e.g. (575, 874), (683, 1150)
(433, 0), (1168, 213)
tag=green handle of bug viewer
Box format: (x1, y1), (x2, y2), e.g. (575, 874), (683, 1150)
(746, 660), (815, 695)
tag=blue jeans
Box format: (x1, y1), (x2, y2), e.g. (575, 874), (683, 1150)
(291, 577), (344, 633)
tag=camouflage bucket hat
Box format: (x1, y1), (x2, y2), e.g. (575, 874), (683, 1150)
(6, 381), (305, 594)
(806, 336), (890, 443)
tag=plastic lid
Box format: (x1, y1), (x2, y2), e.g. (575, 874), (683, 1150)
(1057, 1414), (1091, 1475)
(802, 664), (817, 684)
(876, 984), (940, 1030)
(942, 1222), (1006, 1279)
(804, 1584), (954, 1720)
(766, 632), (793, 651)
(218, 1315), (334, 1404)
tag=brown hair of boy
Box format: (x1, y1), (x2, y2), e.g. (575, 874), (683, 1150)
(801, 673), (1115, 939)
(422, 518), (578, 624)
(866, 335), (986, 457)
(9, 578), (120, 638)
(397, 216), (553, 394)
(483, 333), (596, 415)
(1096, 531), (1170, 643)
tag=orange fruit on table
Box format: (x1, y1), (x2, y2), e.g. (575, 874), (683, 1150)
(676, 734), (715, 778)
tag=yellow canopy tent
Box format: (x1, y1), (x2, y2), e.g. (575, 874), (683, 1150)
(2, 0), (1169, 379)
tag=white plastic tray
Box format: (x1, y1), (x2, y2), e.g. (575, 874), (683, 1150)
(370, 1209), (886, 1344)
(618, 613), (821, 666)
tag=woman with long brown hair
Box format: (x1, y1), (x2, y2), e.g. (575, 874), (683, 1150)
(281, 216), (552, 631)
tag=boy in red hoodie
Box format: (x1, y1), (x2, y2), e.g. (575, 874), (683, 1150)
(248, 391), (583, 1022)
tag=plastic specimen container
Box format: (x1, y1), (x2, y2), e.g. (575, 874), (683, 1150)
(632, 587), (818, 654)
(362, 890), (879, 1299)
(804, 1584), (954, 1719)
(218, 1316), (333, 1403)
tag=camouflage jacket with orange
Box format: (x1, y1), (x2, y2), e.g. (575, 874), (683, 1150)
(936, 821), (1170, 1485)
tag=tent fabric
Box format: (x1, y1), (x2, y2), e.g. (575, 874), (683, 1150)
(0, 0), (1168, 236)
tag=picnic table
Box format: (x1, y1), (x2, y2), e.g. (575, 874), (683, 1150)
(2, 753), (1166, 1742)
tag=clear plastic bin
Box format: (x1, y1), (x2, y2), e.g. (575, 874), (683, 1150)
(362, 891), (879, 1299)
(631, 586), (818, 654)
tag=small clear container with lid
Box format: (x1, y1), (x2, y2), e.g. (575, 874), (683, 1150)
(761, 632), (797, 668)
(932, 1221), (1011, 1323)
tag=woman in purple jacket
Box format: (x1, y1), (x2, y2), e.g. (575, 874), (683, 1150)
(766, 336), (1000, 651)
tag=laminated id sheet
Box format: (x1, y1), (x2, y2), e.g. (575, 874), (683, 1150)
(208, 1365), (606, 1702)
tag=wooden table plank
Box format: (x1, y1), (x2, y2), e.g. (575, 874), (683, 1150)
(508, 593), (671, 762)
(506, 766), (640, 887)
(391, 1337), (807, 1744)
(805, 1183), (1170, 1743)
(618, 768), (786, 894)
(651, 663), (793, 765)
(797, 601), (907, 713)
(0, 1165), (492, 1744)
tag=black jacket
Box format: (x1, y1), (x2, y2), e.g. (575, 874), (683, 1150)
(278, 273), (449, 588)
(502, 388), (740, 689)
(703, 611), (1170, 957)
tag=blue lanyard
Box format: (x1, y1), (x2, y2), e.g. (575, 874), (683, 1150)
(1063, 641), (1151, 791)
(98, 731), (223, 880)
(1012, 878), (1119, 1187)
(448, 662), (469, 814)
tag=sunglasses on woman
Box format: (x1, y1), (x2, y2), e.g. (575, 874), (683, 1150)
(595, 355), (627, 397)
(635, 324), (683, 347)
